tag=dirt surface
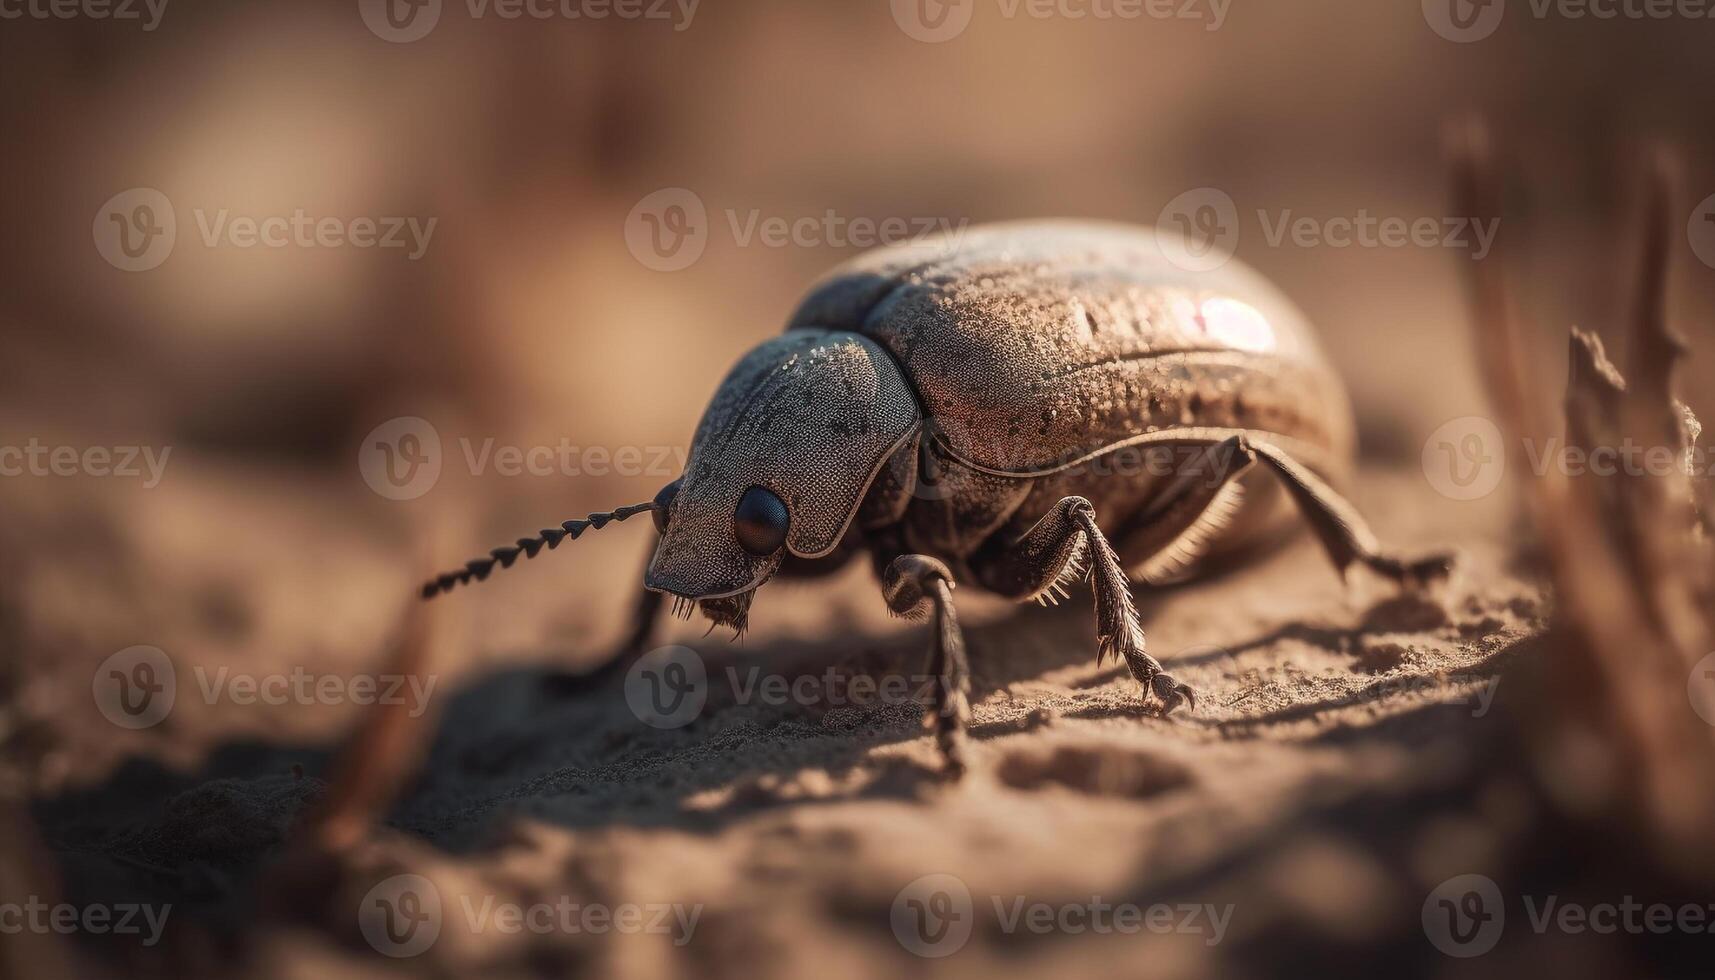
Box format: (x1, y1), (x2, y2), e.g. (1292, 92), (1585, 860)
(5, 456), (1573, 978)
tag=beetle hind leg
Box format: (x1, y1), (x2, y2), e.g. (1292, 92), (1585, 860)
(970, 496), (1195, 714)
(1243, 440), (1456, 586)
(1113, 435), (1452, 588)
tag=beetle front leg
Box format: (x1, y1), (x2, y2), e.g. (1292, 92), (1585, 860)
(880, 555), (970, 776)
(970, 497), (1195, 714)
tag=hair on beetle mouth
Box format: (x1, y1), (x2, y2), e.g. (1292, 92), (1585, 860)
(669, 595), (698, 621)
(697, 590), (753, 638)
(666, 590), (754, 638)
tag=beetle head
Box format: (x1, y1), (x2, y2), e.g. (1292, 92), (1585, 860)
(416, 329), (919, 631)
(645, 329), (920, 633)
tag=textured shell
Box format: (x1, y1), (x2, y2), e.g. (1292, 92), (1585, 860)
(788, 220), (1355, 480)
(646, 330), (919, 598)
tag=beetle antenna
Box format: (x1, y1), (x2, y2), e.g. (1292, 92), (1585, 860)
(420, 501), (657, 599)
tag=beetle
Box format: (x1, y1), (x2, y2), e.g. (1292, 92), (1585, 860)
(421, 220), (1451, 771)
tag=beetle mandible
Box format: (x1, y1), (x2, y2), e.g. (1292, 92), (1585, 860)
(421, 220), (1452, 771)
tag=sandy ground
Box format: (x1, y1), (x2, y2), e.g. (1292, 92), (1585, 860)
(1, 453), (1584, 979)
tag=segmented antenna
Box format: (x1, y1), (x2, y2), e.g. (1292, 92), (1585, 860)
(420, 501), (657, 599)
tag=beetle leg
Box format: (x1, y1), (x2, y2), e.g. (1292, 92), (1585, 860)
(1119, 436), (1259, 586)
(1242, 439), (1456, 585)
(615, 573), (666, 652)
(880, 555), (970, 776)
(970, 497), (1195, 714)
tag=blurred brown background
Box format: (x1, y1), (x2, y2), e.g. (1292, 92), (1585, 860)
(6, 0), (1715, 468)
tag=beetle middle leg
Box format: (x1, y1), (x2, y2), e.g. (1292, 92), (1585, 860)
(880, 554), (971, 775)
(968, 496), (1196, 713)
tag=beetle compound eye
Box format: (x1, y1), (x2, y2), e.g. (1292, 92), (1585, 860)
(652, 478), (682, 535)
(734, 485), (789, 556)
